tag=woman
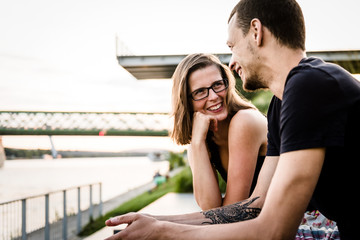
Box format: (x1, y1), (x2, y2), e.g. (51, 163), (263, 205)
(171, 53), (267, 210)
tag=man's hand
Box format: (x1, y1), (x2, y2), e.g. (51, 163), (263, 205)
(105, 213), (159, 240)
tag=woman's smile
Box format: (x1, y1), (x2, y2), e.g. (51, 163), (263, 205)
(207, 102), (223, 112)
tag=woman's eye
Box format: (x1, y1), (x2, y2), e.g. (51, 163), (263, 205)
(213, 81), (224, 89)
(194, 89), (206, 96)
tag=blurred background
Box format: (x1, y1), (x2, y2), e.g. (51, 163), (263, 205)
(1, 0), (359, 112)
(1, 0), (360, 198)
(1, 0), (360, 202)
(0, 0), (359, 238)
(1, 0), (359, 151)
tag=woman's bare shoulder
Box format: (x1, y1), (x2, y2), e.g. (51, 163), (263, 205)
(230, 109), (267, 130)
(228, 109), (267, 150)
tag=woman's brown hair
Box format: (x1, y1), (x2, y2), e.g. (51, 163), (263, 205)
(170, 53), (254, 145)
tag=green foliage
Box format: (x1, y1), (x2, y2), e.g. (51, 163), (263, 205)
(79, 184), (171, 236)
(167, 152), (186, 170)
(173, 166), (227, 194)
(250, 90), (274, 114)
(4, 148), (51, 159)
(174, 166), (193, 193)
(217, 172), (227, 193)
(79, 166), (190, 236)
(79, 163), (229, 236)
(235, 77), (273, 114)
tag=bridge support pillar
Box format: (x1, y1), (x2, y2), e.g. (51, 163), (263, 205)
(49, 135), (58, 158)
(0, 136), (6, 168)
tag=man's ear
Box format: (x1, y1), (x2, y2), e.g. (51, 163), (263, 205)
(250, 18), (263, 46)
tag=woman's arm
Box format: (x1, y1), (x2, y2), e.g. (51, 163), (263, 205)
(223, 109), (267, 206)
(190, 109), (267, 210)
(142, 156), (278, 225)
(105, 150), (323, 240)
(189, 112), (222, 210)
(107, 195), (263, 227)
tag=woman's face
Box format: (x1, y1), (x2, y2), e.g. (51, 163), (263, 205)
(188, 65), (228, 122)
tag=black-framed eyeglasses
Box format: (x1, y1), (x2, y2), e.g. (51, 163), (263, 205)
(189, 79), (228, 101)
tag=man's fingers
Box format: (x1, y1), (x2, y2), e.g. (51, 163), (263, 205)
(105, 213), (137, 226)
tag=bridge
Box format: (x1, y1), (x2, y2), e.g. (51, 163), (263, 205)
(0, 111), (170, 136)
(117, 50), (360, 79)
(0, 111), (172, 167)
(2, 50), (359, 167)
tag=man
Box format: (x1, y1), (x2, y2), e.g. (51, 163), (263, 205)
(105, 0), (360, 239)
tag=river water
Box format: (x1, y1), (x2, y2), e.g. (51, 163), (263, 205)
(0, 157), (169, 203)
(0, 135), (187, 203)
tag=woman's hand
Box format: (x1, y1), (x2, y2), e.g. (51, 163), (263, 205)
(191, 111), (218, 144)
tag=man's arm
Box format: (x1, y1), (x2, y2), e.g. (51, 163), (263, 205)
(195, 148), (326, 240)
(146, 196), (261, 226)
(199, 155), (279, 224)
(104, 157), (278, 239)
(105, 149), (324, 240)
(253, 148), (325, 238)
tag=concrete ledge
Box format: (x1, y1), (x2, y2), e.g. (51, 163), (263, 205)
(84, 193), (200, 240)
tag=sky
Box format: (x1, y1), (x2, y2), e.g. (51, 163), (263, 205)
(0, 0), (359, 113)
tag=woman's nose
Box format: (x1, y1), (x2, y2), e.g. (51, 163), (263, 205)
(208, 88), (219, 100)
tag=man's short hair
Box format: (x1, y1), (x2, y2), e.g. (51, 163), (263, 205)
(229, 0), (306, 50)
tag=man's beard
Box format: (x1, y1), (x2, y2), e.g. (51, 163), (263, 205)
(243, 73), (268, 92)
(243, 44), (268, 91)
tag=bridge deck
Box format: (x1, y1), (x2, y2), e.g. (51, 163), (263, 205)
(118, 50), (360, 79)
(0, 111), (171, 136)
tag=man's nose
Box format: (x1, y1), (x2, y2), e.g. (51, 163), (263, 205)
(229, 55), (236, 71)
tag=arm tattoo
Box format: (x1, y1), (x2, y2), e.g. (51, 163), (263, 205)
(201, 197), (261, 224)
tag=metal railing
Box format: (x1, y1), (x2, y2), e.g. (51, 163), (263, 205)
(0, 183), (102, 240)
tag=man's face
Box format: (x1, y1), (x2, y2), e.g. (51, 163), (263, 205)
(227, 14), (266, 91)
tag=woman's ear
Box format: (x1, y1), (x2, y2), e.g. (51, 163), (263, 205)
(250, 18), (263, 47)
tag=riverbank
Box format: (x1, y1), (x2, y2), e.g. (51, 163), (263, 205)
(78, 167), (187, 237)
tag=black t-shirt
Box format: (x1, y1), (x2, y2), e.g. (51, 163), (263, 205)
(267, 57), (360, 239)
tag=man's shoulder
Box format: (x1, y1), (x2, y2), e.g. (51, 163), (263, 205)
(286, 58), (335, 88)
(285, 57), (360, 104)
(287, 57), (357, 88)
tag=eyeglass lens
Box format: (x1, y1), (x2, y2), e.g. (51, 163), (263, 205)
(191, 80), (227, 101)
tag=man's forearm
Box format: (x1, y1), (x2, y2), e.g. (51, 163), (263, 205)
(154, 197), (261, 225)
(154, 157), (277, 226)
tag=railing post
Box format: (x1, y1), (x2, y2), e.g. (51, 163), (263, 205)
(45, 194), (50, 240)
(77, 187), (81, 234)
(99, 182), (103, 216)
(21, 199), (27, 240)
(63, 190), (67, 240)
(0, 182), (104, 240)
(0, 136), (6, 168)
(89, 185), (93, 220)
